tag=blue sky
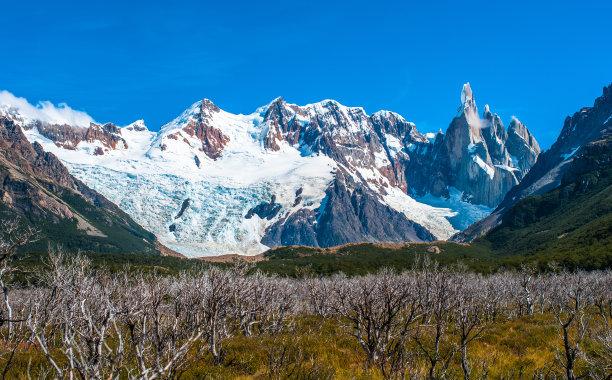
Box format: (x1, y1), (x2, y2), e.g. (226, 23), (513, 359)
(2, 0), (611, 148)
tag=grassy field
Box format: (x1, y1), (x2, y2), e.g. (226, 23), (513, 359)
(5, 313), (608, 379)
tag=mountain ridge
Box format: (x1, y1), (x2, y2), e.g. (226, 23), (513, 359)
(1, 85), (539, 257)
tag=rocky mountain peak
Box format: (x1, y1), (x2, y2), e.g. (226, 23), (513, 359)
(7, 85), (544, 256)
(200, 99), (221, 114)
(483, 104), (491, 115)
(124, 120), (148, 132)
(429, 84), (542, 207)
(461, 83), (473, 102)
(461, 82), (476, 109)
(452, 82), (612, 243)
(179, 101), (229, 160)
(508, 117), (539, 150)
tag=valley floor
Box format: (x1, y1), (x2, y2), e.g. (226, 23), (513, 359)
(1, 251), (610, 379)
(6, 313), (610, 379)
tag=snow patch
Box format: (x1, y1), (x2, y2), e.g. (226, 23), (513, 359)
(382, 187), (458, 240)
(384, 134), (403, 158)
(472, 155), (495, 179)
(24, 105), (336, 257)
(495, 164), (519, 172)
(562, 146), (580, 160)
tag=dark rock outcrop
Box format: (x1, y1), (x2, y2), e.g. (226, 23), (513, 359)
(261, 169), (436, 248)
(245, 196), (282, 220)
(175, 199), (191, 219)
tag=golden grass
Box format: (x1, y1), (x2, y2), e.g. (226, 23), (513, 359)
(3, 313), (607, 379)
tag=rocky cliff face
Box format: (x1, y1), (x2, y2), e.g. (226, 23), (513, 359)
(19, 121), (128, 154)
(412, 84), (540, 207)
(0, 115), (163, 254)
(453, 82), (612, 242)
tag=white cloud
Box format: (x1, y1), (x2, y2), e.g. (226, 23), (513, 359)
(0, 90), (95, 128)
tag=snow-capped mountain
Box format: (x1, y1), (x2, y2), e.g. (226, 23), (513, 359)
(0, 85), (539, 257)
(453, 82), (612, 242)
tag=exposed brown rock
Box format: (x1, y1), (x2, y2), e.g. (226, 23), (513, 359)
(84, 123), (127, 149)
(184, 122), (229, 159)
(426, 245), (441, 254)
(24, 120), (128, 153)
(180, 100), (229, 160)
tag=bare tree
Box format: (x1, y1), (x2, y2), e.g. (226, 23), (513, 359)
(453, 272), (488, 380)
(0, 220), (37, 379)
(0, 221), (37, 333)
(229, 270), (295, 337)
(1, 241), (609, 378)
(412, 261), (458, 380)
(518, 265), (536, 316)
(585, 271), (612, 380)
(324, 268), (422, 373)
(547, 271), (593, 380)
(28, 249), (128, 379)
(119, 271), (208, 379)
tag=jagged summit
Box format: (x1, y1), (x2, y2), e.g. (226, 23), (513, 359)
(440, 83), (541, 206)
(461, 82), (475, 106)
(200, 98), (221, 113)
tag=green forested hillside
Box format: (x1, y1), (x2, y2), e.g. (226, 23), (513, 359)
(479, 138), (612, 268)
